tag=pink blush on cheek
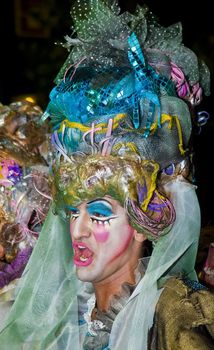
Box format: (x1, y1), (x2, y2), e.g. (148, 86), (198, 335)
(93, 228), (110, 243)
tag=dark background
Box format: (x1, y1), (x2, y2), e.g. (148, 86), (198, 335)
(0, 0), (213, 227)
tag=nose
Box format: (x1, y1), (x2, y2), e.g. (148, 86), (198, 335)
(70, 211), (91, 240)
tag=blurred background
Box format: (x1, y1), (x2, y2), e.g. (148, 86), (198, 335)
(0, 0), (213, 270)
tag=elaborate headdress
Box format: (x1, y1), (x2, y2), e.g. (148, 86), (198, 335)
(0, 1), (210, 349)
(42, 0), (209, 239)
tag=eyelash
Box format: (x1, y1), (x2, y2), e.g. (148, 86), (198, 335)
(70, 214), (79, 221)
(90, 216), (112, 225)
(70, 214), (115, 225)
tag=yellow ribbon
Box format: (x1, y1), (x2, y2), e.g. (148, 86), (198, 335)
(58, 113), (127, 134)
(58, 113), (186, 155)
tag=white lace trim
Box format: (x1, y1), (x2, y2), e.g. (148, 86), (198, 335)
(83, 293), (105, 336)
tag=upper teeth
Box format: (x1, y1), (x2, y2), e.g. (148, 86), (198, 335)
(78, 245), (85, 249)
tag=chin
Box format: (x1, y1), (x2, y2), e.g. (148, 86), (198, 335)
(76, 268), (97, 282)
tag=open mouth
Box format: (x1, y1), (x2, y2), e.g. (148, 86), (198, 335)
(72, 241), (94, 267)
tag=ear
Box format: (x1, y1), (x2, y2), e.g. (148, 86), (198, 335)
(134, 230), (147, 243)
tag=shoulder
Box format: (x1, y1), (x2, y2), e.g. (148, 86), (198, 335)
(149, 277), (214, 350)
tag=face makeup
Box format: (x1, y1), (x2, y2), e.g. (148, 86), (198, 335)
(70, 198), (135, 282)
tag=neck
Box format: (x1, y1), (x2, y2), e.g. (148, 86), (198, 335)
(93, 258), (139, 312)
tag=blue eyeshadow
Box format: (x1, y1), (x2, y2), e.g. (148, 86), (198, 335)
(87, 200), (113, 217)
(66, 205), (79, 214)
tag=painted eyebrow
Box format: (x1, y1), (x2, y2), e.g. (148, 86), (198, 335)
(87, 198), (112, 207)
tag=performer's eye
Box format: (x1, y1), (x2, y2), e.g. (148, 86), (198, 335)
(92, 212), (105, 218)
(71, 213), (79, 221)
(87, 199), (117, 223)
(67, 206), (80, 220)
(87, 199), (113, 218)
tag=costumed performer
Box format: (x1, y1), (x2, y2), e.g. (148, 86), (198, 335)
(0, 1), (213, 349)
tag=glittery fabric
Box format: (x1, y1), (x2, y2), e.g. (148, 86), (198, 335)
(44, 0), (209, 171)
(0, 101), (49, 166)
(56, 1), (210, 96)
